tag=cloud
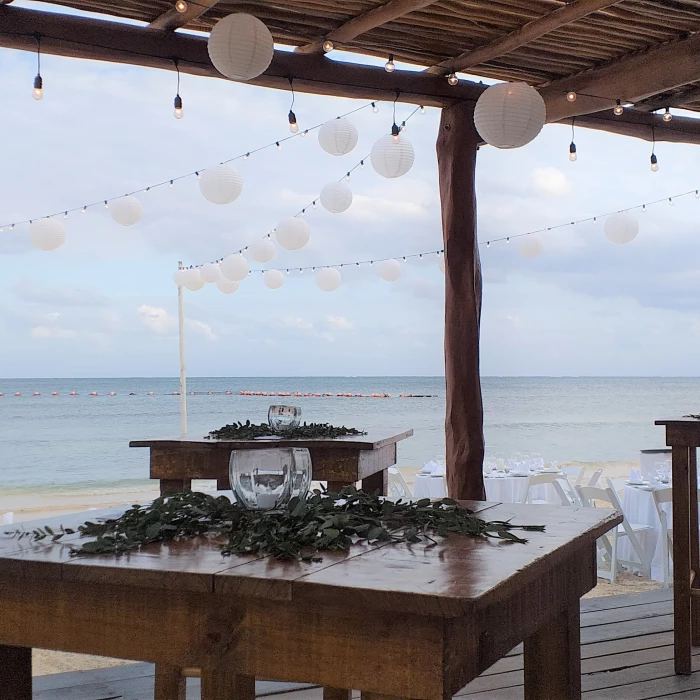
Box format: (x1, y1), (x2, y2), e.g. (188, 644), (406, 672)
(137, 305), (177, 335)
(326, 315), (353, 330)
(531, 167), (573, 197)
(281, 315), (314, 331)
(14, 279), (110, 307)
(30, 325), (77, 339)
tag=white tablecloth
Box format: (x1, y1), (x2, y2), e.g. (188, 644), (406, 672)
(483, 475), (561, 505)
(413, 473), (447, 499)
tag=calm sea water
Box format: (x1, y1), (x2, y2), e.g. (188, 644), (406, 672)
(0, 376), (698, 493)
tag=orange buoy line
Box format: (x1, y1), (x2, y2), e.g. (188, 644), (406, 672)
(0, 390), (435, 399)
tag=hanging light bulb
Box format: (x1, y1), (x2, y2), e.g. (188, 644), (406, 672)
(486, 241), (490, 248)
(663, 107), (672, 122)
(695, 190), (699, 198)
(360, 160), (365, 169)
(312, 200), (317, 209)
(345, 172), (351, 181)
(172, 59), (183, 119)
(669, 197), (674, 206)
(175, 0), (187, 11)
(391, 122), (400, 143)
(169, 179), (174, 188)
(506, 237), (510, 243)
(322, 40), (334, 52)
(104, 201), (109, 209)
(593, 217), (597, 224)
(642, 204), (647, 212)
(569, 141), (577, 162)
(566, 91), (577, 102)
(288, 110), (299, 133)
(81, 206), (87, 214)
(420, 105), (425, 114)
(650, 153), (659, 172)
(276, 141), (282, 151)
(400, 120), (407, 132)
(447, 73), (458, 86)
(614, 99), (624, 116)
(32, 35), (43, 100)
(243, 153), (250, 160)
(385, 54), (395, 73)
(63, 211), (68, 219)
(371, 102), (379, 113)
(301, 129), (308, 137)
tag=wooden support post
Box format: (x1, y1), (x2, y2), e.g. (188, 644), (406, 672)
(201, 669), (255, 700)
(690, 447), (700, 646)
(362, 469), (388, 496)
(154, 663), (186, 700)
(160, 478), (192, 495)
(436, 101), (485, 500)
(0, 645), (32, 700)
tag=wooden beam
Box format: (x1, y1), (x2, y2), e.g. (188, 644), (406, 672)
(296, 0), (438, 55)
(634, 87), (700, 113)
(428, 0), (621, 76)
(149, 0), (220, 32)
(541, 32), (700, 122)
(0, 4), (481, 108)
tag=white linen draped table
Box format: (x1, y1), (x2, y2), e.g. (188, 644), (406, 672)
(483, 474), (561, 505)
(413, 473), (447, 499)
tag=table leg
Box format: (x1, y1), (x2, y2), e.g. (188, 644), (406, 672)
(154, 663), (186, 700)
(523, 603), (581, 699)
(327, 481), (350, 494)
(690, 447), (700, 647)
(325, 688), (352, 700)
(0, 645), (31, 700)
(672, 445), (693, 674)
(160, 478), (192, 495)
(201, 668), (255, 700)
(362, 470), (388, 496)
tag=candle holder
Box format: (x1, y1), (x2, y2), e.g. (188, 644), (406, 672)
(268, 405), (301, 433)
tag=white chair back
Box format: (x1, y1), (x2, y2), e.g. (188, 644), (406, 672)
(561, 465), (586, 486)
(587, 468), (603, 488)
(552, 477), (580, 507)
(651, 487), (673, 587)
(520, 473), (560, 504)
(388, 467), (412, 500)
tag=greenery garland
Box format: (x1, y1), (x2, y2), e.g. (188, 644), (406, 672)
(204, 420), (366, 440)
(7, 488), (545, 561)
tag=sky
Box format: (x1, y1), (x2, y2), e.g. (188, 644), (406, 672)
(2, 4), (700, 378)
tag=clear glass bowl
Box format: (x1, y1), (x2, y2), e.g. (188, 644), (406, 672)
(268, 405), (301, 433)
(229, 447), (312, 510)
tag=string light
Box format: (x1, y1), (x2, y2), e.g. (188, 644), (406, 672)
(243, 153), (250, 160)
(81, 207), (86, 214)
(287, 77), (298, 133)
(566, 91), (577, 102)
(614, 99), (624, 116)
(391, 89), (401, 143)
(104, 201), (109, 209)
(569, 118), (577, 162)
(169, 180), (174, 188)
(172, 59), (183, 119)
(385, 54), (395, 73)
(420, 106), (425, 114)
(63, 211), (68, 219)
(669, 197), (674, 206)
(506, 237), (510, 243)
(447, 73), (458, 86)
(195, 171), (201, 178)
(360, 160), (365, 169)
(276, 141), (282, 150)
(650, 127), (659, 172)
(372, 102), (379, 113)
(322, 40), (334, 53)
(642, 204), (647, 212)
(663, 107), (672, 122)
(593, 217), (597, 224)
(175, 0), (187, 11)
(345, 172), (351, 181)
(696, 190), (699, 198)
(32, 34), (43, 101)
(301, 129), (308, 137)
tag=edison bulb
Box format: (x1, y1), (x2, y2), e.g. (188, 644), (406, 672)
(175, 0), (187, 11)
(372, 102), (379, 113)
(651, 162), (659, 172)
(614, 100), (624, 116)
(447, 73), (458, 86)
(663, 108), (672, 122)
(569, 150), (577, 162)
(566, 91), (577, 102)
(32, 86), (43, 100)
(322, 40), (334, 52)
(385, 55), (395, 73)
(174, 106), (183, 119)
(289, 122), (299, 133)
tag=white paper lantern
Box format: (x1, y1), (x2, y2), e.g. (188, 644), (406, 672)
(173, 268), (189, 286)
(605, 212), (639, 245)
(110, 196), (143, 226)
(275, 217), (310, 250)
(320, 182), (353, 213)
(263, 269), (284, 289)
(216, 278), (240, 294)
(200, 262), (223, 283)
(207, 13), (274, 81)
(474, 82), (546, 149)
(29, 218), (66, 251)
(519, 235), (544, 259)
(199, 165), (243, 205)
(315, 267), (341, 292)
(438, 255), (445, 274)
(379, 258), (402, 282)
(250, 238), (276, 262)
(220, 253), (249, 281)
(181, 268), (205, 291)
(370, 134), (415, 178)
(318, 118), (358, 156)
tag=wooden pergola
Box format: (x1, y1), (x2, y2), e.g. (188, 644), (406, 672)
(3, 0), (700, 502)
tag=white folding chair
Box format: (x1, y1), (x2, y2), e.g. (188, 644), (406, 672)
(587, 469), (603, 488)
(388, 467), (413, 500)
(552, 476), (581, 507)
(561, 465), (586, 487)
(651, 487), (673, 588)
(521, 473), (560, 504)
(576, 484), (653, 583)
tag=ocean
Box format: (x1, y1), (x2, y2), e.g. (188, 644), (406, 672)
(0, 376), (698, 496)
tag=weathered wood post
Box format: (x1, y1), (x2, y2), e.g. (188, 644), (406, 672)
(436, 101), (485, 500)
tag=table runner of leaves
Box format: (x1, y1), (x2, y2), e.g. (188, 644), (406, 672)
(204, 420), (366, 440)
(7, 488), (545, 561)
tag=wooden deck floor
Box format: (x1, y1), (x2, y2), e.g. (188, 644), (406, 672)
(32, 589), (700, 700)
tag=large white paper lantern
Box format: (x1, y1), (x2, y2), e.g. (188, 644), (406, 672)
(275, 217), (310, 250)
(207, 14), (274, 81)
(200, 262), (223, 283)
(379, 258), (402, 282)
(474, 82), (546, 149)
(220, 253), (249, 281)
(605, 212), (639, 245)
(181, 268), (205, 291)
(173, 268), (189, 286)
(250, 238), (275, 262)
(29, 218), (66, 251)
(110, 196), (142, 226)
(216, 278), (240, 294)
(263, 269), (284, 289)
(370, 134), (415, 178)
(199, 165), (243, 205)
(315, 267), (341, 292)
(318, 118), (358, 156)
(320, 181), (353, 213)
(519, 235), (544, 259)
(438, 255), (445, 274)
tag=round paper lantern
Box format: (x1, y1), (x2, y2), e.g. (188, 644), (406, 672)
(438, 255), (445, 274)
(199, 165), (243, 205)
(200, 262), (223, 283)
(275, 217), (310, 250)
(474, 82), (546, 149)
(207, 13), (274, 81)
(605, 212), (639, 245)
(519, 235), (544, 259)
(110, 196), (143, 226)
(172, 268), (190, 286)
(315, 267), (341, 292)
(318, 118), (358, 156)
(250, 238), (275, 262)
(216, 278), (240, 294)
(220, 253), (249, 281)
(379, 258), (402, 282)
(181, 268), (205, 291)
(29, 218), (66, 251)
(263, 269), (284, 289)
(320, 181), (353, 213)
(370, 134), (415, 178)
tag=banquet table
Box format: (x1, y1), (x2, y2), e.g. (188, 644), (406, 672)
(484, 474), (562, 505)
(0, 502), (620, 700)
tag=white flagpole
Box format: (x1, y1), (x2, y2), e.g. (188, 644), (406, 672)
(177, 261), (188, 436)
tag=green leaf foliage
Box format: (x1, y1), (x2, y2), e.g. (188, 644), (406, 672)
(204, 421), (366, 440)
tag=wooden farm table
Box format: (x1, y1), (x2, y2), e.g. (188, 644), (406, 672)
(655, 418), (700, 674)
(130, 430), (413, 496)
(0, 502), (620, 700)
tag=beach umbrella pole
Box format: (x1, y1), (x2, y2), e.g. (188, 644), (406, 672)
(177, 261), (188, 435)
